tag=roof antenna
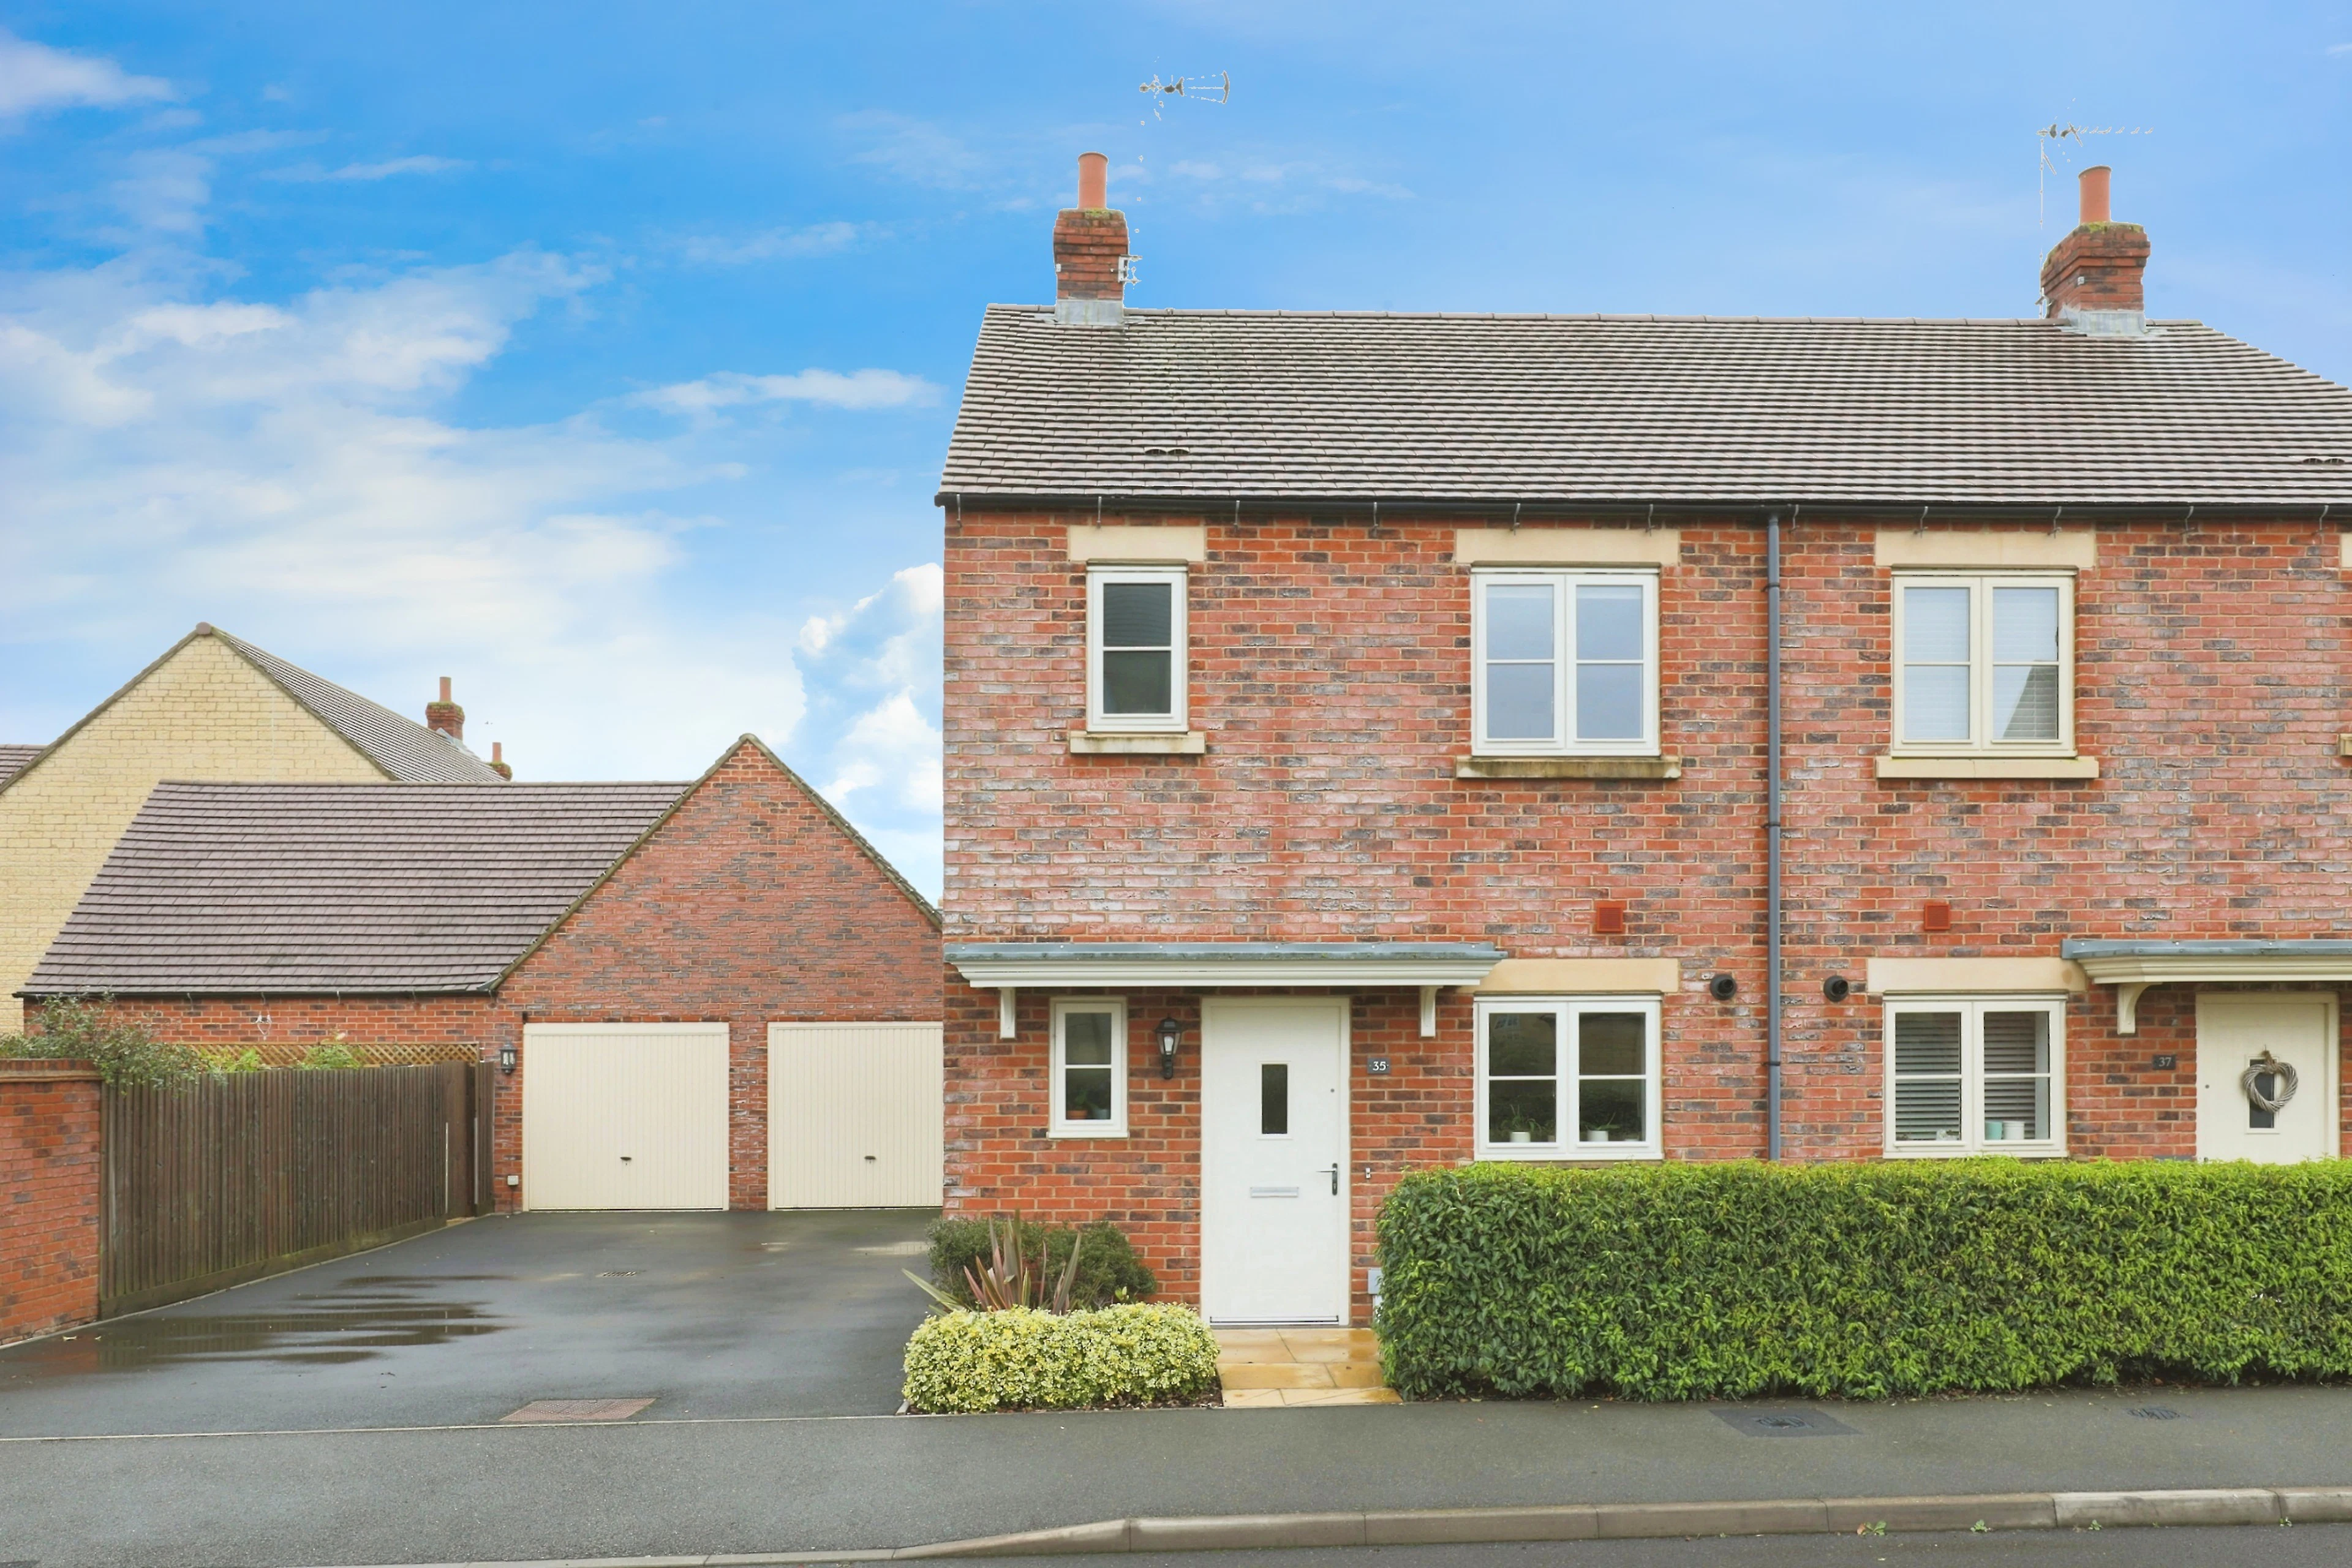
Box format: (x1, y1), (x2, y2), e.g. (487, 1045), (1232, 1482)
(2035, 119), (2155, 228)
(1138, 70), (1231, 123)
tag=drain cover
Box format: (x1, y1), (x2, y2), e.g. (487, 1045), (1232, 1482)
(500, 1397), (655, 1423)
(1714, 1408), (1857, 1438)
(2129, 1406), (2185, 1420)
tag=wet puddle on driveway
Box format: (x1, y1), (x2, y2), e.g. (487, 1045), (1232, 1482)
(13, 1274), (511, 1371)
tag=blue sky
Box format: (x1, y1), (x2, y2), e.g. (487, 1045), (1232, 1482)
(3, 2), (2348, 899)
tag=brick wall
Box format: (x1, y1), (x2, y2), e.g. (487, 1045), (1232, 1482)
(0, 635), (387, 1030)
(1, 1061), (102, 1344)
(943, 508), (2352, 1310)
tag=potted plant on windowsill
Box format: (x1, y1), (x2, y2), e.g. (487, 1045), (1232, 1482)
(1497, 1110), (1547, 1145)
(1580, 1109), (1638, 1145)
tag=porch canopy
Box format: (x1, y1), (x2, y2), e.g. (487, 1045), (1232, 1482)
(944, 941), (1506, 1039)
(2062, 938), (2352, 1033)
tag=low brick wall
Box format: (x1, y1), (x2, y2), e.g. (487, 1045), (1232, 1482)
(1, 1058), (102, 1343)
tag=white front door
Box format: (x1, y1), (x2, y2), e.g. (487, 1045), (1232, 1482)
(1199, 998), (1349, 1324)
(2197, 993), (2338, 1164)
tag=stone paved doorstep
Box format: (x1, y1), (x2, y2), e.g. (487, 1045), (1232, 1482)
(1215, 1327), (1395, 1408)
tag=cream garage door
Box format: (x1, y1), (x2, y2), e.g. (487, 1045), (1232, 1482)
(522, 1023), (731, 1210)
(768, 1023), (943, 1208)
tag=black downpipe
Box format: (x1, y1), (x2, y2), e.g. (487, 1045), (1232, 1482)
(1766, 511), (1784, 1161)
(1768, 510), (1778, 1161)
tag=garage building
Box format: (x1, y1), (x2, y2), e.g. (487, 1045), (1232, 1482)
(21, 737), (943, 1212)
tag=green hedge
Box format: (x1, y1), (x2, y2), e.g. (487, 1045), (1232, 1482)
(927, 1217), (1157, 1310)
(1377, 1160), (2352, 1402)
(902, 1304), (1221, 1413)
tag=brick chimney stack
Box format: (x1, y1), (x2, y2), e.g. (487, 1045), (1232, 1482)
(2040, 165), (2150, 337)
(489, 740), (511, 780)
(425, 676), (464, 742)
(1052, 151), (1128, 327)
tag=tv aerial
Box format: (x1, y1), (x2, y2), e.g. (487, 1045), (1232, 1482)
(2036, 121), (2154, 225)
(1139, 72), (1230, 123)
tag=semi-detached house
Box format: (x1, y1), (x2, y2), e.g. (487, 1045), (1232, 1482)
(937, 156), (2352, 1327)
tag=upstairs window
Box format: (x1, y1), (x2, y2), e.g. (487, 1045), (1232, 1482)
(1087, 567), (1187, 733)
(1471, 569), (1658, 755)
(1893, 574), (2073, 753)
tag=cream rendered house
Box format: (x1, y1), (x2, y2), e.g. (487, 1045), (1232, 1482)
(0, 624), (503, 1028)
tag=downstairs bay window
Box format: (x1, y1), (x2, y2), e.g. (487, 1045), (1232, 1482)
(1885, 997), (2065, 1156)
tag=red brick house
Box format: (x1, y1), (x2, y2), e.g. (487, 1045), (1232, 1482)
(937, 156), (2352, 1325)
(23, 737), (943, 1211)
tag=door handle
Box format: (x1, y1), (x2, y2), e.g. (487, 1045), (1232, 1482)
(1320, 1164), (1340, 1196)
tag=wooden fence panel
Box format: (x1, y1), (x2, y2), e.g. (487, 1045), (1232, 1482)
(101, 1065), (484, 1316)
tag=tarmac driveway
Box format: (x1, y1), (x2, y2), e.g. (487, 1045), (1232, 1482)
(0, 1207), (939, 1438)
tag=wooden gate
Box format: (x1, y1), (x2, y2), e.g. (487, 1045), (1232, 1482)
(101, 1061), (492, 1316)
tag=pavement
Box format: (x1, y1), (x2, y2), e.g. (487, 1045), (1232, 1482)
(7, 1212), (2352, 1567)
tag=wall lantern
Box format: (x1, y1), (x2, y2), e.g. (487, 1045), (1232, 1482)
(1156, 1017), (1183, 1079)
(498, 1042), (518, 1074)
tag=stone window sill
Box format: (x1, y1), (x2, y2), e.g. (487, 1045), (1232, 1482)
(1457, 754), (1681, 780)
(1068, 730), (1206, 755)
(1875, 755), (2100, 781)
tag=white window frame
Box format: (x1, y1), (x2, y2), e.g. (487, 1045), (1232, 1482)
(1474, 994), (1662, 1161)
(1882, 995), (2067, 1158)
(1470, 568), (1659, 756)
(1890, 571), (2076, 756)
(1049, 997), (1128, 1138)
(1086, 566), (1188, 734)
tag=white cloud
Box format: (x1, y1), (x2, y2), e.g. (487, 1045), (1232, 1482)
(271, 155), (472, 183)
(0, 250), (807, 791)
(824, 690), (944, 817)
(677, 221), (862, 265)
(638, 367), (939, 416)
(0, 29), (173, 121)
(2329, 42), (2352, 55)
(792, 562), (943, 888)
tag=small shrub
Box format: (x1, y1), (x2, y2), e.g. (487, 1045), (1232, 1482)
(0, 997), (204, 1088)
(902, 1304), (1220, 1413)
(208, 1047), (267, 1074)
(928, 1216), (1156, 1310)
(296, 1039), (365, 1070)
(1378, 1160), (2352, 1403)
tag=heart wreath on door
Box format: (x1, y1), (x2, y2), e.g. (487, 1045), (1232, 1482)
(2241, 1050), (2300, 1114)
